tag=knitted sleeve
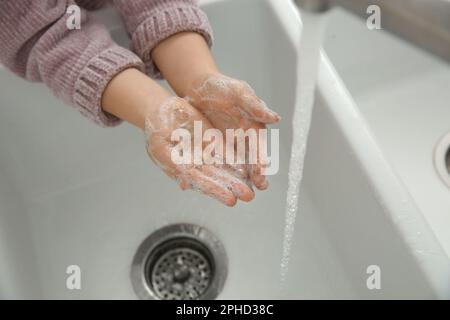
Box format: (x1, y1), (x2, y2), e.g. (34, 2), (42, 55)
(0, 0), (145, 127)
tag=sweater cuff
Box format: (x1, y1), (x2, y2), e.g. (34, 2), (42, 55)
(131, 5), (213, 79)
(73, 46), (144, 127)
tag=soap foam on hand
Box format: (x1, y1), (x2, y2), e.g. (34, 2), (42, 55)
(144, 97), (255, 207)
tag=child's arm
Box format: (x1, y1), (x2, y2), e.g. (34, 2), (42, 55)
(0, 0), (143, 127)
(151, 32), (218, 98)
(102, 68), (170, 129)
(112, 0), (213, 79)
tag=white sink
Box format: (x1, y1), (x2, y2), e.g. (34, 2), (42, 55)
(0, 0), (448, 299)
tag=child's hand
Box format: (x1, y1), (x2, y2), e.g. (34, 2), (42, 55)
(186, 73), (281, 190)
(145, 97), (255, 207)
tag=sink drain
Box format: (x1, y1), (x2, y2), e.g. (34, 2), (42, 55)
(434, 132), (450, 188)
(150, 239), (212, 300)
(131, 224), (227, 300)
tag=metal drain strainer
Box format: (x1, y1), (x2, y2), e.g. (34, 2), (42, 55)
(131, 224), (227, 300)
(151, 246), (212, 300)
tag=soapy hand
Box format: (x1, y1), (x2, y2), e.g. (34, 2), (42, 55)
(145, 97), (255, 206)
(186, 73), (281, 190)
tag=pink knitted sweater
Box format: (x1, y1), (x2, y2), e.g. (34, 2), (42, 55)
(0, 0), (212, 126)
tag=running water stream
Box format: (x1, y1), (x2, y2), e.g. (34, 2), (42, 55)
(280, 10), (328, 286)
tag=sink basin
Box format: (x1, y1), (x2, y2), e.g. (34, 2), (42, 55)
(0, 0), (449, 299)
(324, 7), (450, 296)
